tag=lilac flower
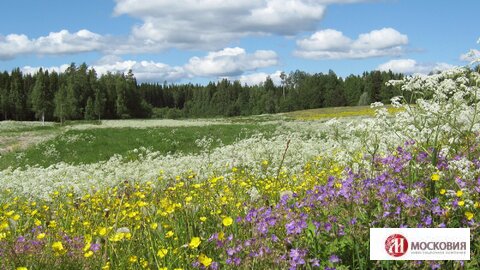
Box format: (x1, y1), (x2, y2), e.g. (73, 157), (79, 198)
(329, 254), (340, 263)
(90, 243), (101, 252)
(310, 258), (320, 267)
(209, 262), (219, 270)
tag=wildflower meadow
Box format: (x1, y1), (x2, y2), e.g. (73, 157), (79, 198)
(1, 66), (480, 269)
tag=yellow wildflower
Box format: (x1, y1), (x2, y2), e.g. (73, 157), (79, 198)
(84, 250), (94, 258)
(200, 216), (207, 222)
(37, 233), (46, 240)
(150, 222), (158, 230)
(222, 217), (233, 227)
(218, 231), (225, 241)
(34, 219), (41, 226)
(431, 173), (440, 181)
(157, 248), (168, 258)
(129, 255), (138, 263)
(16, 267), (28, 270)
(198, 254), (213, 267)
(165, 231), (174, 238)
(439, 189), (446, 195)
(52, 241), (64, 254)
(98, 227), (107, 236)
(458, 201), (465, 207)
(465, 211), (474, 221)
(456, 190), (463, 197)
(140, 258), (149, 268)
(189, 237), (201, 249)
(102, 262), (110, 270)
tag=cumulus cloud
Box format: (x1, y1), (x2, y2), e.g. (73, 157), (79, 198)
(0, 30), (106, 60)
(92, 57), (187, 82)
(1, 1), (372, 59)
(377, 59), (455, 74)
(22, 56), (187, 82)
(113, 0), (331, 50)
(295, 28), (408, 59)
(184, 47), (278, 77)
(21, 64), (70, 75)
(22, 47), (279, 82)
(237, 70), (283, 86)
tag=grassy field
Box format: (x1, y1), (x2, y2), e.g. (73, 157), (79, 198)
(287, 105), (403, 120)
(0, 105), (397, 170)
(0, 122), (275, 170)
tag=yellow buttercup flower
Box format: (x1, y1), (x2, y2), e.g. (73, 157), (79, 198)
(102, 262), (110, 270)
(84, 250), (94, 258)
(439, 189), (446, 195)
(165, 231), (174, 238)
(16, 267), (28, 270)
(34, 219), (41, 226)
(37, 233), (46, 240)
(188, 237), (201, 249)
(465, 211), (474, 221)
(222, 216), (233, 227)
(458, 201), (465, 207)
(198, 254), (213, 267)
(200, 216), (207, 222)
(150, 222), (158, 230)
(98, 227), (107, 236)
(129, 255), (138, 263)
(157, 248), (168, 258)
(52, 241), (64, 255)
(456, 190), (463, 197)
(431, 173), (440, 181)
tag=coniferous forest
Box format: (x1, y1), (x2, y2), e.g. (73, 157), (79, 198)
(0, 63), (405, 121)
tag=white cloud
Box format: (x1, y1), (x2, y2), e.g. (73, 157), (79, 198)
(22, 57), (187, 82)
(113, 0), (333, 50)
(0, 30), (106, 60)
(21, 64), (70, 75)
(295, 28), (408, 59)
(1, 1), (374, 59)
(377, 59), (455, 74)
(184, 47), (278, 77)
(21, 47), (278, 82)
(460, 49), (480, 63)
(237, 70), (283, 86)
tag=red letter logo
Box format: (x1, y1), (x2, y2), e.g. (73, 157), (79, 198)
(385, 234), (408, 257)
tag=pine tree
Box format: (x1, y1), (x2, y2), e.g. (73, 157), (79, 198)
(94, 87), (106, 120)
(31, 68), (47, 123)
(54, 85), (68, 123)
(115, 76), (128, 118)
(84, 97), (95, 120)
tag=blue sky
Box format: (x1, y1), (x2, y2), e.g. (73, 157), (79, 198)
(0, 0), (478, 85)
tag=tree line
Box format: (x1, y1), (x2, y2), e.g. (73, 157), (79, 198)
(0, 63), (404, 122)
(141, 69), (404, 118)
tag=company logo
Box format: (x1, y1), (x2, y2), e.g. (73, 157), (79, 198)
(385, 234), (408, 257)
(370, 228), (470, 260)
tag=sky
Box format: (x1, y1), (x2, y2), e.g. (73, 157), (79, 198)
(0, 0), (479, 85)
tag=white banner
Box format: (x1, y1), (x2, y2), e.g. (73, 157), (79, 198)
(370, 228), (470, 260)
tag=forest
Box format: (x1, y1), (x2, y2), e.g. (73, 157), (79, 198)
(0, 63), (405, 121)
